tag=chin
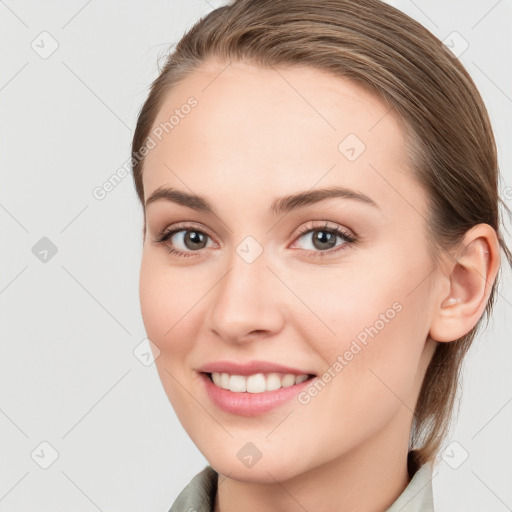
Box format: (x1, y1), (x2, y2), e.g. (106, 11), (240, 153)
(204, 448), (310, 484)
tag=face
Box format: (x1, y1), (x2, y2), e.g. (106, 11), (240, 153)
(139, 60), (439, 482)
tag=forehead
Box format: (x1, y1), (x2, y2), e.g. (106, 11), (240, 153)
(142, 60), (420, 216)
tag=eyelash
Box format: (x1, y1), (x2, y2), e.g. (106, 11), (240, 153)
(152, 221), (357, 260)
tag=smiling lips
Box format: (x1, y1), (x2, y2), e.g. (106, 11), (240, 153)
(197, 359), (315, 393)
(197, 360), (317, 415)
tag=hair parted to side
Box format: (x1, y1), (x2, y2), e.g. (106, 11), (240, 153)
(131, 0), (512, 467)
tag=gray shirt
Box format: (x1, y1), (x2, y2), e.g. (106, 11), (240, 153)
(169, 453), (434, 511)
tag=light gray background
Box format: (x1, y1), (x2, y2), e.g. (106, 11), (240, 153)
(1, 0), (511, 510)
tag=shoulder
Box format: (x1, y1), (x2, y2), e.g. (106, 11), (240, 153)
(168, 465), (218, 512)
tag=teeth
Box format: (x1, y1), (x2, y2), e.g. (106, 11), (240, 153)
(210, 372), (310, 393)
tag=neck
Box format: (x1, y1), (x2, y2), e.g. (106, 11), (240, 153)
(215, 407), (414, 512)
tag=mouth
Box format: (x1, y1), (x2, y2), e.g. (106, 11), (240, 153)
(199, 370), (317, 416)
(201, 371), (316, 393)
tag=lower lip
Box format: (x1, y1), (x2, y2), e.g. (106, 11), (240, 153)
(199, 372), (315, 416)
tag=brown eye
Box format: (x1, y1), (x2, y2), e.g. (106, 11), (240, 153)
(292, 222), (357, 259)
(174, 230), (209, 251)
(295, 227), (353, 252)
(152, 224), (214, 258)
(309, 230), (338, 251)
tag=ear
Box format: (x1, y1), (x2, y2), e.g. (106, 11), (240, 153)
(429, 223), (500, 343)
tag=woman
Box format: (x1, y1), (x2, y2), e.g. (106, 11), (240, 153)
(130, 0), (511, 510)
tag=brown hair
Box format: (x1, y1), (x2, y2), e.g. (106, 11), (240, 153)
(131, 0), (511, 467)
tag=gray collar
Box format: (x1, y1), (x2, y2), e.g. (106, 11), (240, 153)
(386, 460), (434, 511)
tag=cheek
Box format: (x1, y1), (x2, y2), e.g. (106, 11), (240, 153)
(316, 240), (433, 354)
(139, 255), (197, 362)
(139, 256), (206, 418)
(303, 252), (433, 410)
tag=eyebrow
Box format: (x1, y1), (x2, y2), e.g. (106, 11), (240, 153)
(145, 185), (379, 216)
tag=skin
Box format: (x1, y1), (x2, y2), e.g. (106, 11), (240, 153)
(138, 60), (500, 512)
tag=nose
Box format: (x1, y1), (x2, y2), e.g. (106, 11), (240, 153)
(205, 246), (285, 344)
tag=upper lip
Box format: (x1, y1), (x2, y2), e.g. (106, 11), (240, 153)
(197, 360), (315, 376)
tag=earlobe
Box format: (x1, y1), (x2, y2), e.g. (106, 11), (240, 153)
(429, 224), (500, 343)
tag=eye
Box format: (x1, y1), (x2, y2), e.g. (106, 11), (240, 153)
(291, 222), (356, 259)
(152, 222), (214, 258)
